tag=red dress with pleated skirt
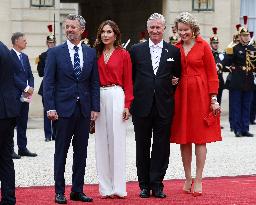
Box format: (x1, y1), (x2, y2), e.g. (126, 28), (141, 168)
(170, 36), (222, 144)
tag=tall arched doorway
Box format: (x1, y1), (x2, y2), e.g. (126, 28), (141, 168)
(60, 0), (163, 48)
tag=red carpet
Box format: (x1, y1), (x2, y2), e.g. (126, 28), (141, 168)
(12, 175), (256, 204)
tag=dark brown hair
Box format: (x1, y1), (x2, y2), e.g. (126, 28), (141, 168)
(94, 20), (122, 57)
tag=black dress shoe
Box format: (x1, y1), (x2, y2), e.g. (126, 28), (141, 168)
(235, 132), (242, 137)
(250, 121), (256, 125)
(152, 189), (166, 198)
(139, 189), (150, 198)
(55, 193), (67, 204)
(70, 192), (93, 202)
(242, 131), (254, 137)
(18, 148), (37, 157)
(45, 138), (51, 142)
(12, 151), (21, 159)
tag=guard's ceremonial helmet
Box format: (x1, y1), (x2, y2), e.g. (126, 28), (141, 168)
(140, 31), (147, 39)
(210, 27), (219, 43)
(232, 24), (241, 42)
(239, 16), (250, 35)
(47, 24), (55, 42)
(249, 31), (254, 38)
(169, 35), (179, 44)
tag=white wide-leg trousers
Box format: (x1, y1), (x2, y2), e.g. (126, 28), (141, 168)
(95, 86), (127, 197)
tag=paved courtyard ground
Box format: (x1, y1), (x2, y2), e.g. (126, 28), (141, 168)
(13, 90), (256, 187)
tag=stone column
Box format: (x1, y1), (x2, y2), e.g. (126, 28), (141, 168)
(162, 0), (180, 42)
(162, 0), (170, 42)
(0, 0), (11, 46)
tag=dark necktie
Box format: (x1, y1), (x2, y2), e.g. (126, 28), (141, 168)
(19, 53), (25, 71)
(73, 46), (81, 79)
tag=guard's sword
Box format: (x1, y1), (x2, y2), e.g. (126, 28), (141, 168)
(123, 39), (130, 49)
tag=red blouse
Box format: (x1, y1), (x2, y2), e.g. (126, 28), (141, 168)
(97, 48), (134, 109)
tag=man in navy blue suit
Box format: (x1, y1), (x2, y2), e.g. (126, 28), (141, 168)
(0, 41), (20, 205)
(44, 14), (100, 204)
(10, 32), (37, 159)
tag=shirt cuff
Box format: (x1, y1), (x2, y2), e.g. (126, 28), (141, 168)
(47, 110), (56, 114)
(24, 85), (30, 92)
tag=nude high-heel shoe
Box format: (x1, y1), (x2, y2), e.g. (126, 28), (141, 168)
(183, 179), (194, 194)
(192, 181), (202, 197)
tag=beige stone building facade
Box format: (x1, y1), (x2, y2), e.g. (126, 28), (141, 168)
(0, 0), (252, 116)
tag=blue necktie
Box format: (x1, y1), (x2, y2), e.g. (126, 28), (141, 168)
(19, 53), (25, 71)
(73, 46), (81, 79)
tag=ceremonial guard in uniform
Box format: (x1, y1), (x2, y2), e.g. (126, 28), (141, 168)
(249, 31), (256, 124)
(169, 26), (179, 45)
(228, 16), (256, 137)
(37, 25), (56, 142)
(139, 31), (147, 43)
(225, 24), (241, 131)
(210, 27), (226, 105)
(81, 30), (90, 46)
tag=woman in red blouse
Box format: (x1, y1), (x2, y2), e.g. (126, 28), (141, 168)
(170, 12), (221, 196)
(94, 20), (133, 198)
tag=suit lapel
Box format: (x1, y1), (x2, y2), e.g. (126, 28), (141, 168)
(156, 41), (168, 76)
(62, 42), (76, 78)
(143, 41), (154, 75)
(11, 49), (24, 71)
(81, 44), (87, 75)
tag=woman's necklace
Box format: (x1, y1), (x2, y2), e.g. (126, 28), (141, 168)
(103, 48), (115, 64)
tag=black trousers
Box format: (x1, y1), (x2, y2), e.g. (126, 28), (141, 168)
(0, 118), (16, 205)
(250, 90), (256, 123)
(217, 87), (224, 105)
(133, 102), (172, 191)
(54, 102), (90, 194)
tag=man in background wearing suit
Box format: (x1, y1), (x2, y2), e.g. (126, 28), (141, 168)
(0, 41), (20, 205)
(130, 13), (181, 198)
(10, 32), (37, 158)
(44, 14), (100, 204)
(37, 34), (56, 142)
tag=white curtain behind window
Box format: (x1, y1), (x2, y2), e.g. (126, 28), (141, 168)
(240, 0), (256, 36)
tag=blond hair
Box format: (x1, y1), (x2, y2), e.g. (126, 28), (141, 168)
(174, 12), (200, 37)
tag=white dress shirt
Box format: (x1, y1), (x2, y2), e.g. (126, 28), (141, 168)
(149, 39), (163, 75)
(66, 40), (84, 70)
(12, 48), (22, 59)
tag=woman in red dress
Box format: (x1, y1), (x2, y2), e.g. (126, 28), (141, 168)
(171, 12), (221, 196)
(94, 20), (133, 198)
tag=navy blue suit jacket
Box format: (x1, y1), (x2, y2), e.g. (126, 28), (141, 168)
(0, 42), (20, 119)
(43, 42), (100, 118)
(10, 49), (34, 94)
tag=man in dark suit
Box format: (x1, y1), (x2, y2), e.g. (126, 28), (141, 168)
(0, 41), (20, 205)
(44, 14), (100, 204)
(37, 34), (56, 142)
(10, 32), (37, 158)
(130, 13), (181, 198)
